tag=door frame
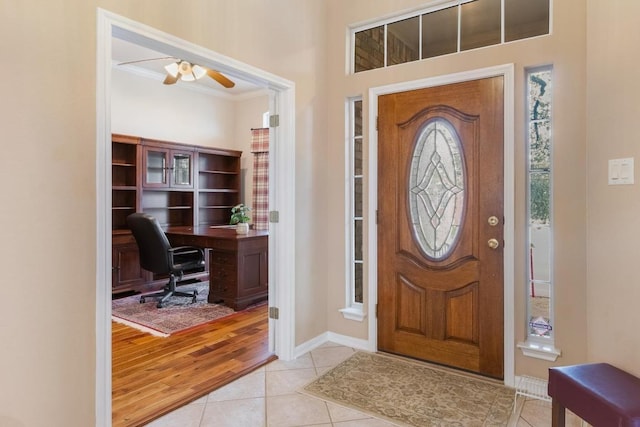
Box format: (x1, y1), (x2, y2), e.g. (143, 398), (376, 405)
(367, 64), (515, 386)
(96, 9), (297, 426)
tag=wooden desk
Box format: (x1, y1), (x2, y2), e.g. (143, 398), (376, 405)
(166, 226), (268, 310)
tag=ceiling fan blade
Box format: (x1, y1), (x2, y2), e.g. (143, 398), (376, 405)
(163, 73), (179, 85)
(205, 69), (235, 88)
(117, 56), (176, 66)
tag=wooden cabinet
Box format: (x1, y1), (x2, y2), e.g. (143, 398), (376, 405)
(112, 233), (149, 291)
(112, 135), (144, 294)
(111, 134), (244, 296)
(166, 227), (269, 311)
(142, 144), (194, 189)
(208, 235), (268, 310)
(141, 142), (196, 228)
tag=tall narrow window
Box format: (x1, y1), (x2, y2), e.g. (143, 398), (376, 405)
(519, 66), (560, 360)
(341, 98), (365, 321)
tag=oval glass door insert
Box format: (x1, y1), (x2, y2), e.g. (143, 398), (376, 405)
(409, 118), (465, 259)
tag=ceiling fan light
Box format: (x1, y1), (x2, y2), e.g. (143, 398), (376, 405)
(192, 65), (207, 80)
(164, 62), (179, 78)
(180, 73), (196, 82)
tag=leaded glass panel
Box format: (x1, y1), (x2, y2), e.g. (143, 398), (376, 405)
(409, 119), (465, 260)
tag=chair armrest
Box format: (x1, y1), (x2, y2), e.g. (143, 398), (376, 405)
(169, 246), (205, 257)
(167, 246), (205, 269)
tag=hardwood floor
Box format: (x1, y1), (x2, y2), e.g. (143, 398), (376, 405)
(112, 303), (274, 427)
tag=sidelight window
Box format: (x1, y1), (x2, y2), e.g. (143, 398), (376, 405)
(518, 65), (560, 361)
(341, 97), (365, 321)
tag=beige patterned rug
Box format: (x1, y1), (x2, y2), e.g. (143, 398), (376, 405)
(302, 351), (514, 426)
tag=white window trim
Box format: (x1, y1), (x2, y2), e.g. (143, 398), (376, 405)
(517, 340), (561, 362)
(517, 65), (560, 362)
(341, 97), (366, 322)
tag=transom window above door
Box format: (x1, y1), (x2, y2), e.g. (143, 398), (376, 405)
(351, 0), (550, 73)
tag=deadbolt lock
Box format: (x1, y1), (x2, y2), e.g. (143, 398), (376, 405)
(488, 238), (500, 250)
(488, 216), (499, 227)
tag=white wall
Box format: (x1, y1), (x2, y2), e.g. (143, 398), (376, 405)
(111, 68), (236, 147)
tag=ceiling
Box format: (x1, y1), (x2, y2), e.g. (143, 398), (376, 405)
(111, 37), (265, 99)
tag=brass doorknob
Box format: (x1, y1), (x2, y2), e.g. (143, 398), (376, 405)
(488, 238), (500, 250)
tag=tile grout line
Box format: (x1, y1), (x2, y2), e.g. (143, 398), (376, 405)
(263, 367), (268, 427)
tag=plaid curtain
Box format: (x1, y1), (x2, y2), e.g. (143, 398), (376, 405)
(251, 128), (269, 230)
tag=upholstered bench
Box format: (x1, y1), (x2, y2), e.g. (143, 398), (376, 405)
(548, 363), (640, 427)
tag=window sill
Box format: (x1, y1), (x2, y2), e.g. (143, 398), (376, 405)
(339, 307), (367, 322)
(517, 340), (561, 361)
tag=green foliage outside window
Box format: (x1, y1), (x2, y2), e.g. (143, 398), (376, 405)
(529, 70), (551, 224)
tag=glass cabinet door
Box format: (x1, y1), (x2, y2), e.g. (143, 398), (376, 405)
(144, 148), (168, 187)
(172, 151), (193, 187)
(143, 147), (193, 188)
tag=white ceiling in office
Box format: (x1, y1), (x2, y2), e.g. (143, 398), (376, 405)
(111, 37), (266, 99)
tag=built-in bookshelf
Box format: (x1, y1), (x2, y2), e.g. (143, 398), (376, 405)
(112, 134), (141, 231)
(197, 148), (241, 226)
(110, 134), (242, 294)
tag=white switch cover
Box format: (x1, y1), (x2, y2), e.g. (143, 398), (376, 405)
(608, 157), (634, 185)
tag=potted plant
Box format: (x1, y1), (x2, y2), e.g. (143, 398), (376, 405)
(230, 203), (251, 234)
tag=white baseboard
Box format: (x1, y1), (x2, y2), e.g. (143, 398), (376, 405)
(326, 332), (372, 351)
(294, 331), (373, 359)
(294, 332), (329, 358)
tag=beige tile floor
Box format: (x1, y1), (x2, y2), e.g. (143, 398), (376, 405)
(146, 342), (585, 427)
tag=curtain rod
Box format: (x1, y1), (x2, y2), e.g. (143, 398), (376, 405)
(251, 127), (268, 131)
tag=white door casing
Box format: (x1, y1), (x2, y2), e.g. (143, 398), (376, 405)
(367, 64), (515, 386)
(96, 9), (296, 427)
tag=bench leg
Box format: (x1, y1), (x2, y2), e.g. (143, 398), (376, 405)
(551, 398), (566, 427)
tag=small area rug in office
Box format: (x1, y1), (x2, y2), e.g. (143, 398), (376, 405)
(111, 282), (236, 337)
(301, 351), (515, 427)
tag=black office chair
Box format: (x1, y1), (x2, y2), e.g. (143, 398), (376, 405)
(126, 213), (205, 308)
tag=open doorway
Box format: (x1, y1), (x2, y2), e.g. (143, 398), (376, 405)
(96, 9), (296, 426)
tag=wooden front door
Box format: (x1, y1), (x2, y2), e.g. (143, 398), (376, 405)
(377, 77), (504, 379)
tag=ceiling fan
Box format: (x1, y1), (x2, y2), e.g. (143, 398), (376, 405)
(118, 57), (235, 88)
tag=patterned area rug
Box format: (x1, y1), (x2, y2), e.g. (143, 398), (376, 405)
(302, 351), (515, 426)
(112, 282), (235, 337)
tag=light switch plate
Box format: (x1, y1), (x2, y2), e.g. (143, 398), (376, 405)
(608, 158), (634, 185)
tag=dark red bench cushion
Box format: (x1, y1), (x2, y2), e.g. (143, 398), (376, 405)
(548, 363), (640, 427)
